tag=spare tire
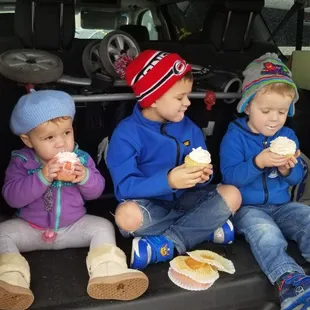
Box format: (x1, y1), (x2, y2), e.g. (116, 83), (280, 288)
(82, 40), (105, 78)
(0, 49), (63, 84)
(99, 30), (140, 78)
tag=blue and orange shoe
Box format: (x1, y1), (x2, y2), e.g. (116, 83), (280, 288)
(206, 219), (235, 244)
(130, 235), (174, 270)
(279, 273), (310, 310)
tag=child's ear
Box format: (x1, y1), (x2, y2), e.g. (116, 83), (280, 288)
(150, 101), (157, 108)
(20, 134), (33, 148)
(244, 104), (250, 116)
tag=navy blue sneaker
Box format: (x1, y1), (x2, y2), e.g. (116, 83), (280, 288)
(130, 235), (174, 270)
(206, 219), (235, 244)
(279, 273), (310, 310)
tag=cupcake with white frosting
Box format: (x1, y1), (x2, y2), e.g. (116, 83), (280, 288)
(54, 151), (80, 182)
(184, 147), (211, 168)
(270, 137), (296, 157)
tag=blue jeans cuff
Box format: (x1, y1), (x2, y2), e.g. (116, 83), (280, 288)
(164, 230), (186, 254)
(268, 263), (305, 284)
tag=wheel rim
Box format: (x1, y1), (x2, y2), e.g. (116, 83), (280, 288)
(106, 33), (139, 67)
(1, 50), (59, 72)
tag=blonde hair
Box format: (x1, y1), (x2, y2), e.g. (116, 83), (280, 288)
(27, 116), (72, 135)
(257, 83), (295, 99)
(48, 116), (71, 124)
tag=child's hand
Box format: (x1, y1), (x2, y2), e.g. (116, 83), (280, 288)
(41, 158), (62, 183)
(255, 148), (288, 169)
(197, 164), (213, 183)
(72, 162), (87, 184)
(278, 150), (300, 176)
(167, 164), (204, 189)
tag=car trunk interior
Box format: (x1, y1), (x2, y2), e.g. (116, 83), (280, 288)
(0, 0), (310, 309)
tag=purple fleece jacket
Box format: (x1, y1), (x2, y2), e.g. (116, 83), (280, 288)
(2, 146), (105, 230)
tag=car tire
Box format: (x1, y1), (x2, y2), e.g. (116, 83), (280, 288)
(99, 30), (140, 78)
(82, 40), (105, 78)
(0, 49), (63, 84)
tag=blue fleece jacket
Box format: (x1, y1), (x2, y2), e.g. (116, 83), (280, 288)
(107, 104), (211, 201)
(220, 117), (303, 205)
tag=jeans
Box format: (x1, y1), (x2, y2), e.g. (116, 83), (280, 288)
(233, 202), (310, 284)
(117, 185), (231, 254)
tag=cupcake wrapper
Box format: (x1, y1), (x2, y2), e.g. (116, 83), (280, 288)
(168, 267), (215, 291)
(169, 255), (219, 283)
(270, 151), (294, 158)
(184, 155), (210, 168)
(187, 250), (235, 274)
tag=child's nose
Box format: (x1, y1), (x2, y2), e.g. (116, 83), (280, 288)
(55, 137), (65, 147)
(184, 96), (191, 106)
(270, 112), (279, 121)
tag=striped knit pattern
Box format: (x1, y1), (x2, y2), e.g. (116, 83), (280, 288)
(125, 50), (192, 108)
(243, 75), (297, 98)
(237, 53), (298, 117)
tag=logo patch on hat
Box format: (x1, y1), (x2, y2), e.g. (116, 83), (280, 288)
(173, 60), (187, 75)
(261, 62), (290, 77)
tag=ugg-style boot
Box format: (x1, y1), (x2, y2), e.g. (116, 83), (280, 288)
(0, 253), (34, 310)
(86, 244), (149, 301)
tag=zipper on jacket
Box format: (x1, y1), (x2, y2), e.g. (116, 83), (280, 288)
(54, 187), (62, 231)
(262, 138), (269, 204)
(161, 123), (180, 200)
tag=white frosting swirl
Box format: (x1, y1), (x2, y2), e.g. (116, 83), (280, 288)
(188, 147), (211, 164)
(55, 151), (80, 163)
(270, 136), (296, 155)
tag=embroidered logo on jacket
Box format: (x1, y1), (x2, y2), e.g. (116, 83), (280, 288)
(268, 168), (278, 179)
(183, 140), (190, 146)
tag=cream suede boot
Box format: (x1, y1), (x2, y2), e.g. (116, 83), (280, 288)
(0, 253), (34, 310)
(86, 244), (149, 301)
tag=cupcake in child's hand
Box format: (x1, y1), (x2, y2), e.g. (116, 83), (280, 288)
(270, 136), (297, 158)
(54, 151), (79, 182)
(184, 147), (211, 168)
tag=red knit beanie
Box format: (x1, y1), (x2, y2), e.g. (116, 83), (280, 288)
(124, 50), (192, 108)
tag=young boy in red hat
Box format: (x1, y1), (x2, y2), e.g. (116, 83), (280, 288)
(107, 50), (241, 270)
